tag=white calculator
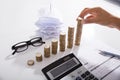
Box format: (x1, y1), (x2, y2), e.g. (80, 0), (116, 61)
(42, 53), (99, 80)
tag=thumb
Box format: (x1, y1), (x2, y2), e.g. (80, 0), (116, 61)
(84, 15), (96, 24)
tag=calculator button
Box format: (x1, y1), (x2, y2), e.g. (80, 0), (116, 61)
(85, 76), (91, 80)
(75, 76), (82, 80)
(85, 71), (90, 75)
(71, 75), (75, 78)
(93, 78), (99, 80)
(89, 74), (94, 79)
(78, 71), (82, 74)
(81, 73), (86, 78)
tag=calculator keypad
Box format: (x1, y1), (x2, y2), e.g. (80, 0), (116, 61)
(61, 66), (99, 80)
(75, 71), (99, 80)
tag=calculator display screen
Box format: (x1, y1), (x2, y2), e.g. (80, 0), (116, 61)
(49, 58), (78, 78)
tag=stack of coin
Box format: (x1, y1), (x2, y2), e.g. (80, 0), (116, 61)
(44, 45), (50, 58)
(27, 60), (34, 66)
(52, 39), (58, 54)
(36, 53), (42, 62)
(59, 32), (66, 52)
(67, 26), (74, 48)
(75, 17), (83, 46)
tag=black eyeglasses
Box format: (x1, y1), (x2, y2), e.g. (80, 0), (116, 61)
(12, 37), (45, 55)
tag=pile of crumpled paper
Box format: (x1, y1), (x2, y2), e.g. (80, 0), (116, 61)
(35, 16), (63, 39)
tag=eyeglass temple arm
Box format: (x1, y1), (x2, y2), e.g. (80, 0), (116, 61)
(12, 50), (16, 55)
(42, 42), (45, 44)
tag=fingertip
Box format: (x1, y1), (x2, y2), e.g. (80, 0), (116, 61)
(76, 18), (79, 21)
(76, 17), (85, 24)
(79, 14), (84, 19)
(79, 8), (90, 19)
(78, 17), (83, 20)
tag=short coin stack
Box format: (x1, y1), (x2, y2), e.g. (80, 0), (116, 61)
(75, 18), (83, 46)
(59, 32), (66, 52)
(44, 45), (50, 58)
(36, 53), (43, 62)
(52, 39), (58, 54)
(27, 60), (34, 66)
(67, 26), (74, 48)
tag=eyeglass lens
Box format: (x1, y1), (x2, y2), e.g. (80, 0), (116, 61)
(15, 42), (28, 52)
(31, 37), (43, 46)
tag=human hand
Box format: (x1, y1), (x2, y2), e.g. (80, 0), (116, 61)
(77, 7), (116, 28)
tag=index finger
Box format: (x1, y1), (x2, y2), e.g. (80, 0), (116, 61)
(79, 7), (99, 19)
(79, 8), (90, 18)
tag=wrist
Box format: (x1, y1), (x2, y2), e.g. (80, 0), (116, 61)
(110, 16), (120, 30)
(115, 17), (120, 30)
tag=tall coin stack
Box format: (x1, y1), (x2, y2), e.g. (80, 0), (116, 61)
(59, 32), (66, 52)
(67, 26), (74, 48)
(44, 45), (50, 58)
(52, 39), (58, 54)
(75, 17), (83, 46)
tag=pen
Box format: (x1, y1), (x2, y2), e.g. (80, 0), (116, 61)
(99, 50), (120, 59)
